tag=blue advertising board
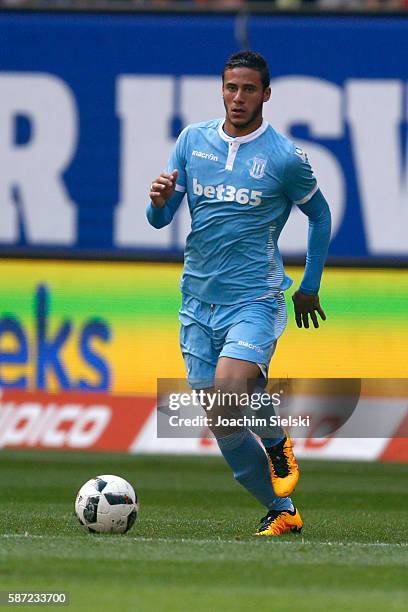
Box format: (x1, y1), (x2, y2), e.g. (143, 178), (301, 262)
(0, 12), (407, 260)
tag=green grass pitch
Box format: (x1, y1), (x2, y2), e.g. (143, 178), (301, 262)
(0, 451), (407, 611)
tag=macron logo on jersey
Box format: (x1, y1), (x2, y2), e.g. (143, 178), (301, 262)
(192, 150), (219, 162)
(193, 178), (262, 206)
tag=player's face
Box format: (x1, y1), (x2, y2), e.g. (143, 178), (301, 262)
(222, 67), (271, 136)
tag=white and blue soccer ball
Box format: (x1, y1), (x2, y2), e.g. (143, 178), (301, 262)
(75, 474), (138, 534)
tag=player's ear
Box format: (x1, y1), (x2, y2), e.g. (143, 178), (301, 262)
(263, 87), (271, 102)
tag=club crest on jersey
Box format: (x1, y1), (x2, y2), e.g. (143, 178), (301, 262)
(249, 157), (267, 179)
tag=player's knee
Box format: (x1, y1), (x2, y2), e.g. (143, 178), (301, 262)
(214, 378), (249, 417)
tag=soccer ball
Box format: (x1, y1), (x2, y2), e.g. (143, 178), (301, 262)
(75, 474), (138, 534)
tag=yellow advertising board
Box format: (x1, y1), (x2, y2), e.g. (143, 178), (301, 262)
(0, 260), (407, 395)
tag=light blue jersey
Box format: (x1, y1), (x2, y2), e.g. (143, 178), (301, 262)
(148, 118), (318, 305)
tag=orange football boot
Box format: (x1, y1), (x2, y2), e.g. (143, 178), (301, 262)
(265, 432), (300, 497)
(255, 506), (303, 537)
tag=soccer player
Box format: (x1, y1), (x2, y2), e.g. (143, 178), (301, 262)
(147, 51), (331, 536)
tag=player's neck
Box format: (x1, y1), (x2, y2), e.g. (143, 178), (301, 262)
(223, 115), (264, 138)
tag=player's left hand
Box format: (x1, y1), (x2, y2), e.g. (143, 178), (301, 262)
(292, 290), (326, 329)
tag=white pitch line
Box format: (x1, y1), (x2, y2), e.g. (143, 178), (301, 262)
(0, 533), (407, 548)
(131, 537), (408, 548)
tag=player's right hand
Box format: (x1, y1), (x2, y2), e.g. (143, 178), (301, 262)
(149, 170), (179, 208)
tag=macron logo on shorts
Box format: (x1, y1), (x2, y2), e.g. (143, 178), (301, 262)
(238, 340), (264, 354)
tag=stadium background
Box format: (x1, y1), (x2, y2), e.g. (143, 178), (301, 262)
(1, 5), (408, 610)
(0, 5), (407, 459)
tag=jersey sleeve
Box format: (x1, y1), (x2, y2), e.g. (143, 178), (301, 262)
(298, 189), (332, 294)
(166, 125), (189, 194)
(282, 145), (318, 206)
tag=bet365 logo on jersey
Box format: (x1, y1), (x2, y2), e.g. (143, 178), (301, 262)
(192, 178), (262, 206)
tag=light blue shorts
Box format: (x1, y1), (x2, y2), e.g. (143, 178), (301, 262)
(179, 292), (287, 389)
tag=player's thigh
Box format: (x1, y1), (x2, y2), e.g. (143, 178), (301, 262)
(215, 357), (261, 393)
(212, 356), (261, 425)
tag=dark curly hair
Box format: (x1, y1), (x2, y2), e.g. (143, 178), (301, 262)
(223, 51), (270, 90)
